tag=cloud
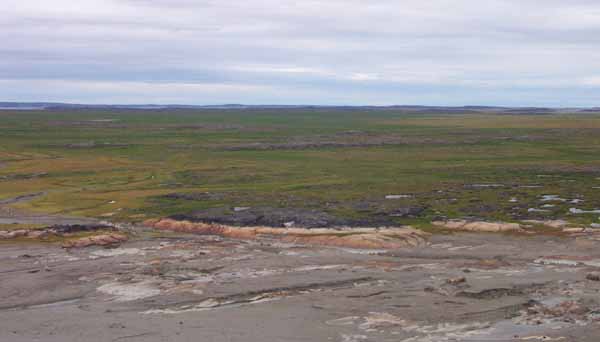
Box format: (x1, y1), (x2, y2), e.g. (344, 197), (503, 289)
(2, 0), (600, 105)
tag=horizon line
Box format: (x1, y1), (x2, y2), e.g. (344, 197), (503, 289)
(1, 101), (598, 110)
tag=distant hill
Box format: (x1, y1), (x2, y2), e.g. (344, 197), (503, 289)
(0, 102), (598, 114)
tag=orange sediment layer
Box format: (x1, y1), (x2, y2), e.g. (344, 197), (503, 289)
(62, 233), (128, 248)
(145, 218), (429, 249)
(432, 220), (524, 232)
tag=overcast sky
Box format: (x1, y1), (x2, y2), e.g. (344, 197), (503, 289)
(3, 0), (600, 106)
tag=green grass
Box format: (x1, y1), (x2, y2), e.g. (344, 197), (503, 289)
(1, 109), (600, 227)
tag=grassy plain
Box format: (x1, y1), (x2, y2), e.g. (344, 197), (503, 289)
(1, 108), (600, 227)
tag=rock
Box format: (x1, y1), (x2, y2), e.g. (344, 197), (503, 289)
(0, 230), (29, 239)
(145, 218), (430, 249)
(387, 206), (426, 218)
(0, 224), (117, 241)
(432, 220), (523, 233)
(385, 195), (412, 199)
(523, 220), (589, 234)
(49, 224), (116, 234)
(26, 230), (50, 239)
(523, 220), (570, 229)
(62, 233), (128, 248)
(570, 208), (600, 214)
(586, 272), (600, 281)
(527, 300), (590, 319)
(446, 277), (466, 285)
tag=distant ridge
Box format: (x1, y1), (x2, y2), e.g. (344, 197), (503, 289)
(0, 102), (598, 114)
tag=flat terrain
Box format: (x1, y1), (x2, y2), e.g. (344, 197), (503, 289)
(2, 229), (600, 341)
(2, 108), (600, 341)
(1, 108), (600, 227)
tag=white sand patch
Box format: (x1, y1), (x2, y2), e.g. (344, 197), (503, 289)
(520, 336), (565, 341)
(541, 195), (566, 202)
(326, 316), (361, 326)
(91, 248), (145, 257)
(385, 195), (412, 199)
(340, 334), (368, 342)
(534, 258), (581, 267)
(335, 248), (388, 255)
(401, 321), (493, 342)
(570, 208), (600, 214)
(523, 220), (569, 229)
(97, 281), (160, 301)
(469, 184), (504, 188)
(534, 257), (600, 268)
(293, 264), (346, 272)
(359, 312), (408, 330)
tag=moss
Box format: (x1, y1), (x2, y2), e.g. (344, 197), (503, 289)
(1, 109), (600, 226)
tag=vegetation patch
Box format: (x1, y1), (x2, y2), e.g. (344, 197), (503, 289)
(1, 109), (599, 228)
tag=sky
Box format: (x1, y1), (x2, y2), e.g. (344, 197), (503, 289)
(3, 0), (600, 106)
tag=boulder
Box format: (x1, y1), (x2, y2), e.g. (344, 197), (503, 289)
(62, 233), (128, 248)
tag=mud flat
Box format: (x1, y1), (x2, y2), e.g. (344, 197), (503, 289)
(2, 223), (600, 341)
